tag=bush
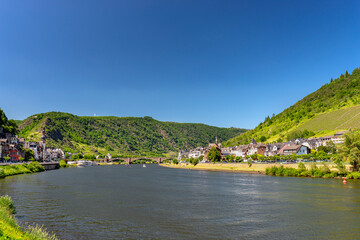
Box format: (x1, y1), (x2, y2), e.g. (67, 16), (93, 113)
(320, 163), (331, 174)
(0, 168), (5, 178)
(0, 195), (16, 214)
(298, 162), (306, 170)
(26, 162), (45, 173)
(347, 172), (360, 179)
(59, 160), (68, 168)
(265, 165), (338, 178)
(192, 158), (199, 166)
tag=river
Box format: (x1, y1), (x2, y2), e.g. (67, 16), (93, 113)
(0, 165), (359, 239)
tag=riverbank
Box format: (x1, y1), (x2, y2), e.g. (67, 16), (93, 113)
(0, 195), (57, 240)
(0, 162), (45, 179)
(160, 162), (360, 179)
(160, 162), (275, 174)
(160, 162), (341, 174)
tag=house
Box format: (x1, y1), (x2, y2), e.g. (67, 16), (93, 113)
(0, 139), (9, 158)
(9, 144), (20, 161)
(283, 145), (310, 155)
(265, 144), (284, 156)
(331, 131), (345, 144)
(233, 145), (248, 158)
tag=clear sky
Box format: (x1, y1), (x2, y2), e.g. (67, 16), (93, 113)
(1, 0), (359, 128)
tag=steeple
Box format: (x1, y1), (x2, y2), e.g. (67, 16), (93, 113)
(41, 127), (46, 143)
(215, 137), (218, 145)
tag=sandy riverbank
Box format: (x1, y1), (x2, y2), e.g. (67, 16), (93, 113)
(159, 162), (339, 174)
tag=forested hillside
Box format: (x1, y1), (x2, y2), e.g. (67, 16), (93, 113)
(0, 109), (17, 134)
(225, 67), (360, 146)
(18, 112), (246, 156)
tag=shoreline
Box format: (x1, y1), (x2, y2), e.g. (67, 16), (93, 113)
(159, 162), (354, 178)
(159, 163), (274, 174)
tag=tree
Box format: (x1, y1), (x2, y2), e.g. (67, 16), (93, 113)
(25, 149), (35, 161)
(0, 109), (18, 134)
(259, 136), (267, 142)
(338, 131), (360, 172)
(65, 153), (70, 159)
(207, 147), (221, 163)
(192, 158), (199, 166)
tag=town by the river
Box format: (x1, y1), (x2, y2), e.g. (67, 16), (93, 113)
(1, 164), (359, 240)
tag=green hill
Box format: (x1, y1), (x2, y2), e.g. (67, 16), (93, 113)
(0, 108), (17, 134)
(225, 67), (360, 146)
(18, 112), (246, 156)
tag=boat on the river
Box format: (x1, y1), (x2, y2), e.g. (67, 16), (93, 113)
(77, 160), (99, 167)
(143, 164), (146, 168)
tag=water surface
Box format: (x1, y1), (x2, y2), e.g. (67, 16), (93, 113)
(0, 165), (359, 239)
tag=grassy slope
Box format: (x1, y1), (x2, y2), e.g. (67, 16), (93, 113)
(18, 112), (247, 155)
(225, 67), (360, 146)
(0, 195), (57, 240)
(296, 104), (360, 132)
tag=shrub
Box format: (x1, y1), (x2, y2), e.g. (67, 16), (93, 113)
(0, 195), (16, 214)
(192, 158), (199, 166)
(347, 172), (360, 179)
(0, 168), (5, 178)
(59, 160), (68, 168)
(298, 162), (306, 170)
(26, 162), (45, 173)
(320, 163), (331, 174)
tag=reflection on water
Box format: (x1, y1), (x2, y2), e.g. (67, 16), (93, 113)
(1, 165), (360, 239)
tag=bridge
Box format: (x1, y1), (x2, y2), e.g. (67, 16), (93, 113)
(40, 162), (60, 170)
(110, 157), (166, 164)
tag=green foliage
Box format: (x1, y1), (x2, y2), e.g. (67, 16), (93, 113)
(25, 149), (35, 161)
(18, 112), (246, 156)
(172, 159), (178, 164)
(347, 172), (360, 179)
(225, 155), (236, 161)
(286, 129), (315, 141)
(0, 195), (16, 214)
(0, 168), (5, 178)
(0, 195), (58, 240)
(0, 108), (18, 134)
(84, 154), (95, 160)
(338, 130), (360, 171)
(225, 67), (360, 146)
(207, 147), (221, 163)
(26, 162), (45, 173)
(59, 160), (68, 168)
(265, 165), (338, 178)
(298, 162), (306, 170)
(72, 153), (83, 160)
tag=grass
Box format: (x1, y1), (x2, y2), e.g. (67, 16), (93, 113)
(295, 104), (360, 132)
(0, 162), (45, 179)
(0, 195), (57, 240)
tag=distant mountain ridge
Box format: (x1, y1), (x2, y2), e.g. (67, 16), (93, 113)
(225, 67), (360, 146)
(18, 112), (247, 156)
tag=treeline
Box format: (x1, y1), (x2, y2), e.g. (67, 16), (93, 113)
(0, 108), (18, 134)
(18, 112), (246, 155)
(225, 67), (360, 146)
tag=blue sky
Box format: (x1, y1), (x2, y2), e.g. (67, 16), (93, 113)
(1, 0), (359, 128)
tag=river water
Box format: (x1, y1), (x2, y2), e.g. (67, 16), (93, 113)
(0, 165), (359, 239)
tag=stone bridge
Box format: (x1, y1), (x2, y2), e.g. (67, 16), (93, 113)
(110, 157), (165, 164)
(40, 162), (60, 170)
